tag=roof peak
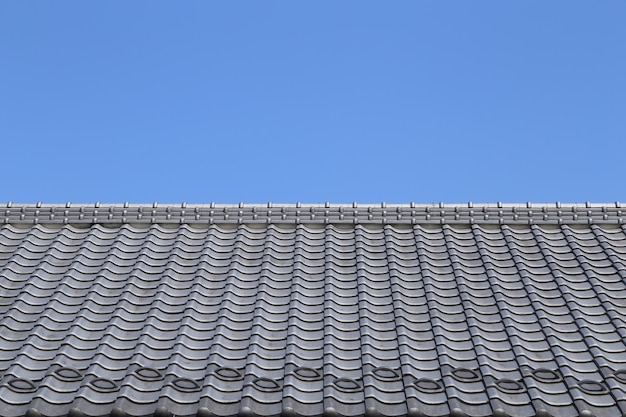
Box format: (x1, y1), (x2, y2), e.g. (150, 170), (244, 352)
(1, 202), (623, 226)
(2, 201), (623, 208)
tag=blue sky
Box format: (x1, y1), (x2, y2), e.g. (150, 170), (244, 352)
(1, 2), (624, 204)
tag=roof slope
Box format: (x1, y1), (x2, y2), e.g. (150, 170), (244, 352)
(1, 203), (625, 417)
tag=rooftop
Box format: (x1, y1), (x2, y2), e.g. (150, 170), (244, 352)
(1, 203), (625, 417)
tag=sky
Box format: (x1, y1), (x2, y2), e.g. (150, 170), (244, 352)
(1, 2), (624, 205)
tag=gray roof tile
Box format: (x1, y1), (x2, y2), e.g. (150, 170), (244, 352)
(1, 204), (626, 416)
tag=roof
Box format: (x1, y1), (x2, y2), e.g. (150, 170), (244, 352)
(1, 202), (625, 417)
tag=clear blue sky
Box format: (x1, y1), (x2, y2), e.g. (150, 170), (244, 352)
(1, 2), (624, 204)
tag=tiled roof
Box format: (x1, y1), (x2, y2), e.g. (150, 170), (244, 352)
(1, 203), (625, 417)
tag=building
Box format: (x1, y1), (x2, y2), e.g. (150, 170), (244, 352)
(1, 202), (625, 417)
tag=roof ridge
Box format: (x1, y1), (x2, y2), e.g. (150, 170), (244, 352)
(2, 201), (623, 208)
(1, 202), (623, 226)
